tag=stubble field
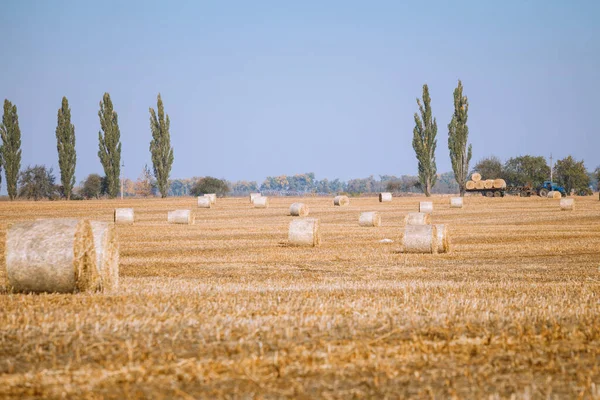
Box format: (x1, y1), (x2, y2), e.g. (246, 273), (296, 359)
(0, 195), (599, 399)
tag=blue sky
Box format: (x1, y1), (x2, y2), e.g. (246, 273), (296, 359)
(1, 0), (598, 186)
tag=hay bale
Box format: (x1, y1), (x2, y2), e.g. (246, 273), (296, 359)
(204, 193), (217, 205)
(334, 195), (350, 206)
(466, 180), (475, 190)
(434, 224), (450, 253)
(5, 219), (99, 293)
(290, 202), (309, 216)
(419, 201), (433, 214)
(560, 198), (574, 210)
(471, 173), (482, 182)
(114, 208), (134, 224)
(547, 191), (562, 199)
(250, 193), (261, 203)
(254, 196), (269, 208)
(90, 221), (119, 292)
(402, 225), (438, 254)
(359, 211), (381, 227)
(197, 196), (212, 208)
(484, 179), (494, 189)
(168, 210), (194, 224)
(379, 192), (392, 202)
(288, 218), (321, 247)
(475, 181), (485, 190)
(405, 212), (431, 225)
(493, 179), (506, 189)
(450, 197), (463, 208)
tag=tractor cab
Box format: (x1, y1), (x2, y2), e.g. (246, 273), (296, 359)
(538, 181), (567, 197)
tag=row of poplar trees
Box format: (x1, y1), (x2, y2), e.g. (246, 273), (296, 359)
(413, 80), (472, 197)
(0, 94), (174, 200)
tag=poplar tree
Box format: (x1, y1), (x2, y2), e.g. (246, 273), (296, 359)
(98, 93), (121, 198)
(0, 100), (22, 200)
(448, 80), (472, 196)
(149, 93), (174, 198)
(412, 84), (437, 196)
(56, 96), (76, 199)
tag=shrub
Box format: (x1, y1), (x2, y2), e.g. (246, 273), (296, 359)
(190, 177), (230, 197)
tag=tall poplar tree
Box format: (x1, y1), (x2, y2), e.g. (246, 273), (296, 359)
(412, 84), (437, 196)
(448, 80), (472, 196)
(149, 93), (174, 198)
(98, 93), (121, 198)
(0, 100), (22, 200)
(56, 96), (76, 199)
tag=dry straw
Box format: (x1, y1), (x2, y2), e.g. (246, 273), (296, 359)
(288, 218), (321, 246)
(450, 197), (463, 208)
(359, 211), (381, 227)
(5, 219), (99, 293)
(493, 179), (507, 189)
(197, 197), (212, 208)
(334, 195), (350, 206)
(90, 221), (119, 292)
(289, 202), (309, 216)
(475, 181), (485, 190)
(254, 196), (269, 208)
(402, 225), (438, 253)
(168, 210), (194, 224)
(204, 193), (217, 205)
(405, 212), (431, 225)
(466, 181), (475, 190)
(250, 193), (261, 203)
(434, 224), (450, 253)
(560, 198), (574, 210)
(114, 208), (134, 224)
(484, 179), (494, 189)
(471, 173), (482, 182)
(419, 201), (433, 214)
(379, 192), (392, 202)
(547, 191), (562, 199)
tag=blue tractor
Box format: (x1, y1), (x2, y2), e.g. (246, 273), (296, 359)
(537, 181), (567, 197)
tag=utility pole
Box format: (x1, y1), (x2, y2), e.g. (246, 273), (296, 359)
(120, 162), (125, 200)
(549, 153), (553, 183)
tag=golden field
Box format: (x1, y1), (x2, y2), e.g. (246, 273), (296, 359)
(0, 195), (599, 399)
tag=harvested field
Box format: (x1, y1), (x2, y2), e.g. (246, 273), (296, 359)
(1, 195), (600, 399)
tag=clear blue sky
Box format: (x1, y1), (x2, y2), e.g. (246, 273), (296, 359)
(1, 0), (598, 186)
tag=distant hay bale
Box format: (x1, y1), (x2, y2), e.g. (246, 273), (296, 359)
(168, 210), (194, 224)
(450, 197), (463, 208)
(560, 198), (574, 210)
(405, 212), (431, 225)
(288, 218), (321, 247)
(359, 211), (381, 227)
(5, 219), (99, 293)
(493, 179), (507, 189)
(434, 224), (450, 253)
(484, 179), (494, 189)
(114, 208), (134, 224)
(197, 196), (212, 208)
(254, 196), (269, 208)
(90, 221), (119, 292)
(379, 192), (392, 202)
(475, 181), (485, 190)
(547, 191), (561, 199)
(290, 202), (309, 216)
(419, 201), (433, 213)
(204, 193), (216, 204)
(466, 181), (475, 190)
(334, 195), (350, 206)
(471, 173), (482, 182)
(402, 225), (438, 254)
(250, 193), (261, 203)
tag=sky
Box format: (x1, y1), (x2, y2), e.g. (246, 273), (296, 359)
(0, 0), (599, 188)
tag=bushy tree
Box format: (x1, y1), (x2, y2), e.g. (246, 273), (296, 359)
(0, 99), (22, 200)
(191, 177), (230, 197)
(98, 93), (121, 198)
(386, 175), (420, 193)
(149, 94), (174, 198)
(347, 176), (378, 194)
(287, 173), (316, 192)
(261, 175), (289, 191)
(473, 156), (504, 180)
(448, 80), (472, 196)
(412, 84), (437, 196)
(134, 164), (154, 197)
(18, 165), (58, 200)
(56, 96), (76, 199)
(503, 155), (550, 187)
(554, 156), (589, 194)
(81, 173), (103, 199)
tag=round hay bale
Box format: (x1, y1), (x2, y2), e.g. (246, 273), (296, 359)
(114, 208), (134, 224)
(450, 197), (463, 208)
(471, 173), (482, 182)
(560, 198), (574, 210)
(5, 219), (99, 293)
(379, 192), (392, 202)
(197, 196), (212, 208)
(405, 212), (431, 225)
(434, 224), (450, 253)
(466, 180), (475, 190)
(493, 179), (506, 189)
(359, 211), (381, 227)
(90, 221), (119, 292)
(254, 196), (269, 208)
(419, 201), (433, 214)
(168, 210), (194, 224)
(475, 181), (485, 190)
(334, 195), (350, 206)
(484, 179), (494, 189)
(547, 191), (562, 199)
(402, 225), (438, 254)
(250, 193), (261, 203)
(288, 218), (321, 247)
(204, 193), (217, 205)
(289, 202), (309, 216)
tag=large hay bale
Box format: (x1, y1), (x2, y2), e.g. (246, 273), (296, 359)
(475, 181), (485, 190)
(450, 197), (463, 208)
(5, 219), (99, 293)
(379, 192), (392, 202)
(204, 193), (217, 205)
(290, 202), (309, 216)
(466, 181), (475, 190)
(197, 196), (212, 208)
(254, 196), (269, 208)
(402, 225), (438, 254)
(334, 195), (350, 206)
(419, 201), (433, 214)
(434, 224), (450, 253)
(250, 193), (261, 203)
(168, 210), (194, 224)
(288, 218), (321, 247)
(359, 211), (381, 227)
(547, 191), (561, 199)
(114, 208), (134, 224)
(484, 179), (494, 189)
(560, 198), (574, 210)
(493, 179), (507, 189)
(471, 173), (482, 182)
(90, 221), (119, 292)
(405, 212), (431, 225)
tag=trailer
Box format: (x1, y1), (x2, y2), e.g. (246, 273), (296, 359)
(466, 185), (536, 197)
